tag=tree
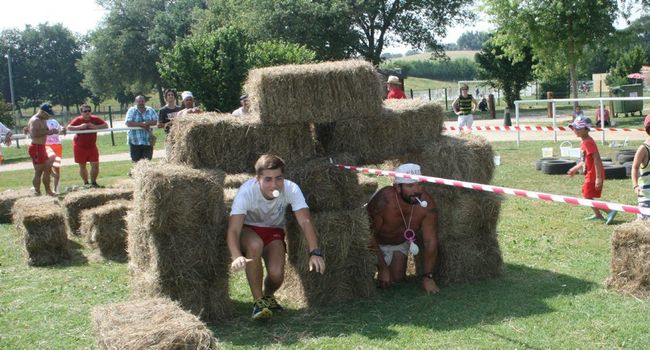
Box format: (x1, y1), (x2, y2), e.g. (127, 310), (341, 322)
(475, 37), (534, 109)
(456, 31), (489, 50)
(484, 0), (618, 100)
(247, 41), (317, 69)
(606, 45), (647, 86)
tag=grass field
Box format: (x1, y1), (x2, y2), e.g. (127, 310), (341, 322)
(1, 139), (648, 349)
(391, 50), (478, 62)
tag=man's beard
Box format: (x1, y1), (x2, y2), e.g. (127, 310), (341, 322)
(400, 190), (421, 205)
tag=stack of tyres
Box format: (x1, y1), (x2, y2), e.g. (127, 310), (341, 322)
(541, 159), (576, 175)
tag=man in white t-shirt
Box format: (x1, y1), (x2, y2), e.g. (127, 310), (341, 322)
(0, 121), (13, 164)
(227, 154), (326, 320)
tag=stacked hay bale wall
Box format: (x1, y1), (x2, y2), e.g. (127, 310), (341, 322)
(323, 99), (445, 164)
(167, 113), (316, 173)
(0, 189), (35, 223)
(80, 200), (132, 261)
(278, 207), (376, 307)
(128, 161), (231, 321)
(12, 197), (69, 266)
(92, 297), (217, 350)
(245, 60), (384, 124)
(606, 221), (650, 298)
(62, 188), (133, 235)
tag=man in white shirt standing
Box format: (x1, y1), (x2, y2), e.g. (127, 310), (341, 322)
(227, 154), (326, 320)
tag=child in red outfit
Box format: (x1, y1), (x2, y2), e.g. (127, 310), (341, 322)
(567, 119), (617, 224)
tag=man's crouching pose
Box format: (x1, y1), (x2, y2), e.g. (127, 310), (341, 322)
(367, 163), (440, 294)
(227, 154), (326, 320)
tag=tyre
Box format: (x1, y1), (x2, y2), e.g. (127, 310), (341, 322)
(600, 156), (612, 162)
(624, 162), (633, 177)
(604, 165), (627, 179)
(536, 157), (559, 171)
(602, 161), (614, 167)
(542, 160), (576, 175)
(617, 154), (635, 164)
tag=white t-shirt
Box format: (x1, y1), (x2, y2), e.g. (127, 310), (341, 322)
(46, 119), (62, 145)
(230, 178), (308, 228)
(232, 107), (245, 116)
(0, 122), (10, 136)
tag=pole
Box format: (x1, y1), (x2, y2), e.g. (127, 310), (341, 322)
(108, 106), (115, 146)
(444, 88), (448, 111)
(409, 88), (413, 99)
(428, 88), (431, 101)
(552, 101), (557, 143)
(5, 53), (17, 129)
(515, 102), (520, 147)
(599, 100), (606, 145)
(488, 94), (496, 119)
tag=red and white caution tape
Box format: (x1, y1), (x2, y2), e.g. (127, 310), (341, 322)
(335, 164), (649, 216)
(442, 125), (644, 132)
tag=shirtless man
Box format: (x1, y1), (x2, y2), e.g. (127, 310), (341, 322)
(27, 103), (59, 196)
(367, 163), (440, 294)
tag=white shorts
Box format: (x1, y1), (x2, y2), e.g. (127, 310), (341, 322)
(379, 241), (410, 266)
(457, 114), (474, 128)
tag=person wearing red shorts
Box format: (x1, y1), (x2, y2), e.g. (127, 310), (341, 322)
(45, 116), (64, 193)
(27, 103), (58, 196)
(567, 119), (617, 224)
(66, 104), (108, 187)
(227, 154), (326, 320)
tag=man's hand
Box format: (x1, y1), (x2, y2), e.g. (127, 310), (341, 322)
(230, 256), (253, 272)
(378, 267), (392, 289)
(308, 255), (325, 274)
(47, 128), (58, 135)
(422, 277), (440, 295)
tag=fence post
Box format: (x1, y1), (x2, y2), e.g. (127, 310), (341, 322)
(444, 88), (448, 111)
(108, 106), (115, 147)
(409, 89), (413, 98)
(546, 91), (554, 118)
(428, 88), (431, 101)
(488, 94), (496, 119)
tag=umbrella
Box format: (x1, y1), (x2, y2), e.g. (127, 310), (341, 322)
(627, 72), (646, 83)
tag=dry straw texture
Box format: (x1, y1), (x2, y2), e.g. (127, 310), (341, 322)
(128, 161), (231, 321)
(224, 173), (253, 188)
(92, 297), (217, 350)
(0, 189), (35, 223)
(323, 99), (445, 163)
(285, 155), (367, 212)
(245, 60), (384, 125)
(357, 173), (378, 198)
(223, 188), (238, 211)
(606, 220), (650, 298)
(278, 207), (376, 307)
(62, 188), (133, 236)
(80, 200), (132, 261)
(167, 113), (316, 173)
(12, 196), (69, 266)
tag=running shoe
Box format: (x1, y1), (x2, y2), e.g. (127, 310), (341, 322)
(263, 295), (284, 312)
(251, 297), (272, 320)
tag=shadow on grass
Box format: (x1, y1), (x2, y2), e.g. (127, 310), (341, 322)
(211, 263), (596, 348)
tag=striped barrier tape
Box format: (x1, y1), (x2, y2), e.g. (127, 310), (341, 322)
(334, 163), (649, 216)
(6, 127), (145, 141)
(442, 125), (644, 132)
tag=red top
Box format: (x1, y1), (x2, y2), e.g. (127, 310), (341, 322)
(69, 115), (106, 148)
(581, 137), (600, 182)
(387, 89), (407, 99)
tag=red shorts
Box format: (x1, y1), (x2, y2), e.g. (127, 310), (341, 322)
(46, 144), (62, 168)
(28, 144), (48, 165)
(582, 181), (602, 199)
(244, 225), (285, 247)
(73, 144), (99, 164)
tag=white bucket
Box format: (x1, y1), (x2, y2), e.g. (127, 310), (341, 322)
(542, 147), (553, 157)
(493, 154), (501, 166)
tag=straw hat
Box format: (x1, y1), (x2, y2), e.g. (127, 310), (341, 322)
(387, 75), (401, 85)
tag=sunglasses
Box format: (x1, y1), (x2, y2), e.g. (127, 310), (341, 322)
(82, 110), (91, 113)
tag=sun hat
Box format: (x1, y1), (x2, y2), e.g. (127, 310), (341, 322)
(569, 119), (590, 130)
(394, 163), (422, 184)
(387, 75), (401, 85)
(181, 91), (193, 101)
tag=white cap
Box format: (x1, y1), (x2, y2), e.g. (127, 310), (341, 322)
(181, 91), (193, 101)
(387, 75), (401, 85)
(394, 163), (421, 184)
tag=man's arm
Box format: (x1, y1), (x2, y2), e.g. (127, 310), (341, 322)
(226, 214), (252, 271)
(591, 151), (604, 190)
(91, 117), (108, 129)
(293, 208), (325, 274)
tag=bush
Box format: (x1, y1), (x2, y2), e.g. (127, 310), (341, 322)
(0, 100), (14, 129)
(384, 58), (476, 81)
(539, 81), (570, 99)
(247, 40), (317, 69)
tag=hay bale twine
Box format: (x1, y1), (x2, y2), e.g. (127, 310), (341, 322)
(62, 188), (133, 236)
(167, 113), (316, 173)
(323, 99), (445, 163)
(92, 297), (217, 350)
(606, 220), (650, 298)
(12, 196), (69, 266)
(128, 161), (231, 321)
(80, 200), (132, 261)
(0, 189), (35, 223)
(278, 207), (376, 307)
(245, 60), (384, 125)
(284, 155), (367, 212)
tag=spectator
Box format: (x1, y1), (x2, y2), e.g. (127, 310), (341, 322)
(232, 95), (249, 116)
(572, 105), (586, 122)
(0, 121), (12, 165)
(157, 89), (181, 134)
(478, 96), (488, 112)
(386, 75), (407, 99)
(27, 103), (58, 196)
(595, 107), (610, 127)
(45, 115), (64, 193)
(452, 83), (478, 129)
(125, 95), (158, 163)
(66, 104), (108, 187)
(631, 115), (650, 220)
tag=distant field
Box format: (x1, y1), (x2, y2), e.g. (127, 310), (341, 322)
(403, 77), (455, 91)
(391, 50), (478, 62)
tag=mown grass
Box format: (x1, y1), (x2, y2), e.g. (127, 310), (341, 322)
(1, 140), (649, 349)
(391, 50), (478, 62)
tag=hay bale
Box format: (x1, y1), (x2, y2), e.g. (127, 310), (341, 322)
(357, 173), (379, 198)
(224, 173), (253, 188)
(111, 178), (135, 190)
(278, 207), (376, 307)
(606, 220), (650, 298)
(0, 189), (35, 223)
(128, 161), (231, 321)
(245, 60), (384, 125)
(62, 188), (133, 236)
(323, 99), (445, 163)
(12, 196), (69, 266)
(167, 113), (316, 173)
(80, 200), (132, 261)
(284, 155), (367, 212)
(223, 188), (238, 211)
(92, 297), (217, 350)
